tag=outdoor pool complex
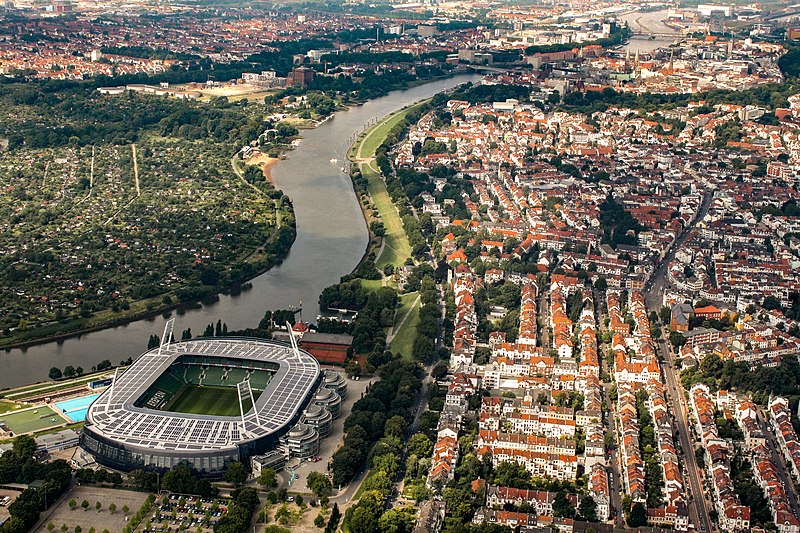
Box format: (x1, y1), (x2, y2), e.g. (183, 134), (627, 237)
(55, 393), (101, 423)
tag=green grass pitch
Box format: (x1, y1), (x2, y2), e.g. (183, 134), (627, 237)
(164, 385), (245, 417)
(0, 406), (62, 434)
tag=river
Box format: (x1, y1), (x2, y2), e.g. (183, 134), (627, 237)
(619, 9), (682, 54)
(1, 74), (482, 389)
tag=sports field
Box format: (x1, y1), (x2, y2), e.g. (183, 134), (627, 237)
(0, 406), (63, 434)
(163, 385), (244, 417)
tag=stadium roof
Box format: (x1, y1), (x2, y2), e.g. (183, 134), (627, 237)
(85, 338), (320, 452)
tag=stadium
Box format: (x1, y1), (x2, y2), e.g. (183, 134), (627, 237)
(81, 329), (323, 474)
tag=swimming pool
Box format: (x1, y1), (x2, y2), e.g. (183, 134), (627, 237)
(54, 393), (100, 423)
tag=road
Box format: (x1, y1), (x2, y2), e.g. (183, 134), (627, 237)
(603, 382), (624, 526)
(659, 335), (713, 533)
(756, 408), (800, 515)
(644, 190), (713, 305)
(643, 190), (715, 532)
(594, 286), (623, 526)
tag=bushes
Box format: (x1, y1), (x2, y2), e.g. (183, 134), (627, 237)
(0, 437), (73, 533)
(318, 279), (368, 311)
(121, 494), (156, 533)
(216, 487), (259, 533)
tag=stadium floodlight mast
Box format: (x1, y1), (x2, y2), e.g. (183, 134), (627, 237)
(158, 318), (175, 356)
(286, 321), (302, 361)
(236, 379), (260, 427)
(106, 366), (121, 410)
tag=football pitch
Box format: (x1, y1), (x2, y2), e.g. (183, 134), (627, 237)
(163, 385), (245, 417)
(0, 406), (63, 434)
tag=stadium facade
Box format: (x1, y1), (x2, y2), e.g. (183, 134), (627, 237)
(81, 335), (323, 474)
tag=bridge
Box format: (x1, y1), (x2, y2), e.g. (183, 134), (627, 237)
(631, 31), (684, 38)
(464, 64), (524, 73)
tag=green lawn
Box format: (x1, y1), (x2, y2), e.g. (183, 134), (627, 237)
(362, 161), (411, 270)
(356, 101), (428, 160)
(0, 406), (62, 435)
(164, 385), (243, 417)
(390, 292), (421, 360)
(0, 400), (20, 414)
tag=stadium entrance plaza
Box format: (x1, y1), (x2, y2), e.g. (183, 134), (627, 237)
(283, 371), (375, 498)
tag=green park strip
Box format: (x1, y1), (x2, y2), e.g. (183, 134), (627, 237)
(390, 292), (422, 360)
(362, 161), (412, 270)
(2, 370), (118, 401)
(355, 100), (429, 161)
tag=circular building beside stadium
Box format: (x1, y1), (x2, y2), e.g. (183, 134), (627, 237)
(81, 337), (321, 474)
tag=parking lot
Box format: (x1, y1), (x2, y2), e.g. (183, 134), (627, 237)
(140, 494), (231, 532)
(36, 487), (149, 533)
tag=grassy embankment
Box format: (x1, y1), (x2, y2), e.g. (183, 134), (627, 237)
(348, 102), (429, 358)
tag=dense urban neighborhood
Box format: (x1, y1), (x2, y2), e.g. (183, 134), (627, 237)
(0, 0), (799, 533)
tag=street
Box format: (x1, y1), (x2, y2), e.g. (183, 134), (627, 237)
(756, 408), (800, 515)
(643, 189), (715, 532)
(659, 335), (713, 533)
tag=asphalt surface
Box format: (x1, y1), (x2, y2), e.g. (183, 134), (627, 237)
(643, 190), (714, 532)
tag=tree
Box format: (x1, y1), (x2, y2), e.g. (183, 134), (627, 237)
(95, 501), (102, 512)
(307, 471), (332, 498)
(578, 495), (598, 522)
(669, 330), (687, 349)
(274, 504), (292, 525)
(258, 467), (278, 488)
(378, 508), (412, 533)
(108, 503), (116, 515)
(81, 499), (89, 511)
(121, 505), (130, 515)
(223, 461), (248, 486)
(68, 499), (77, 510)
(49, 367), (63, 380)
(431, 361), (448, 380)
(407, 433), (433, 459)
(295, 495), (304, 506)
(384, 415), (407, 439)
(75, 526), (82, 533)
(64, 366), (77, 378)
(492, 461), (533, 489)
(553, 491), (575, 518)
(628, 502), (647, 527)
(47, 523), (54, 531)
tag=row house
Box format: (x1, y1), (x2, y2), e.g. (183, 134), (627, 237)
(734, 397), (766, 450)
(588, 463), (611, 521)
(472, 508), (574, 532)
(517, 278), (538, 347)
(477, 430), (576, 456)
(618, 384), (646, 503)
(477, 446), (578, 481)
(647, 379), (684, 507)
(450, 271), (479, 368)
(691, 384), (750, 532)
(769, 396), (800, 483)
(484, 485), (577, 516)
(550, 283), (574, 359)
(750, 443), (800, 533)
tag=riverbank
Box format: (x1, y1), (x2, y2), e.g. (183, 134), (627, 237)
(246, 153), (282, 182)
(0, 74), (482, 388)
(0, 217), (297, 352)
(347, 100), (432, 276)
